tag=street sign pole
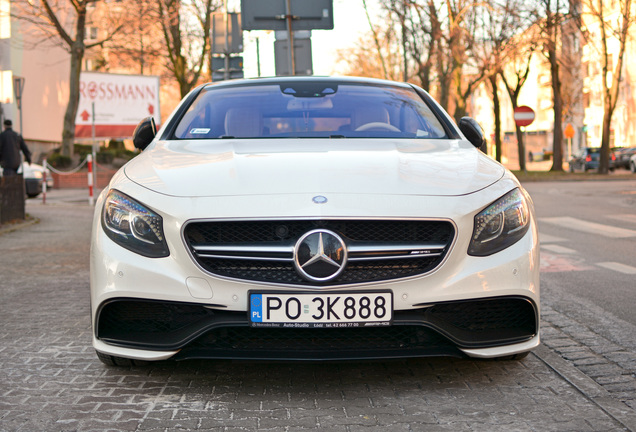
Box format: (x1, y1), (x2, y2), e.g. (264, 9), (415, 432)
(522, 126), (526, 173)
(564, 123), (575, 160)
(285, 0), (295, 76)
(224, 0), (230, 81)
(91, 102), (98, 191)
(256, 37), (261, 77)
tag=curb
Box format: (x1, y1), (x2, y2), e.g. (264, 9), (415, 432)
(0, 217), (39, 236)
(534, 344), (636, 431)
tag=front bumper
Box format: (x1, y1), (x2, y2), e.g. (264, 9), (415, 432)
(95, 296), (538, 361)
(90, 179), (540, 362)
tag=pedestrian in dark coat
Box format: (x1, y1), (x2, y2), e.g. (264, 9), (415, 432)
(0, 119), (31, 176)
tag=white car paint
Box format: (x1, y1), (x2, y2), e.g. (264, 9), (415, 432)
(124, 139), (504, 197)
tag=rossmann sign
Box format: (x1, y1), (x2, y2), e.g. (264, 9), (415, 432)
(75, 72), (161, 138)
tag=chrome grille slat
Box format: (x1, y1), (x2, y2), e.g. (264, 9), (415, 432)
(347, 252), (443, 262)
(193, 242), (446, 262)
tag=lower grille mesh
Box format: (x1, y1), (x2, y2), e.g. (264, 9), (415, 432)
(429, 298), (536, 333)
(188, 326), (454, 353)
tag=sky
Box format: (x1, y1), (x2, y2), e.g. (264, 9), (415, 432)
(230, 0), (377, 78)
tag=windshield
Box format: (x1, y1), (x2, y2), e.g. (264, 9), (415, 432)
(173, 81), (448, 140)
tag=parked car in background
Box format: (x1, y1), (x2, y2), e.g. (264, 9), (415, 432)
(528, 149), (552, 162)
(90, 76), (540, 366)
(614, 146), (636, 170)
(21, 162), (54, 198)
(0, 162), (53, 198)
(569, 147), (616, 172)
(630, 153), (636, 173)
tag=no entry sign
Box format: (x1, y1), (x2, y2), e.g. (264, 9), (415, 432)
(514, 106), (535, 127)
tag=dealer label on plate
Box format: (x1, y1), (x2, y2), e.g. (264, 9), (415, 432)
(249, 292), (393, 328)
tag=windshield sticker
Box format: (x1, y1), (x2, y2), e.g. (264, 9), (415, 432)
(190, 128), (211, 134)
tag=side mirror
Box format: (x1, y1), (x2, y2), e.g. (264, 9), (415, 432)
(458, 117), (486, 149)
(133, 117), (157, 151)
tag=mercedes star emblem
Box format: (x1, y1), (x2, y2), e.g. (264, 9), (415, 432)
(293, 229), (347, 282)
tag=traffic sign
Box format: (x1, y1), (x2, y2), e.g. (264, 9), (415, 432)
(211, 12), (243, 54)
(514, 106), (535, 127)
(274, 38), (313, 76)
(564, 123), (575, 139)
(241, 0), (334, 31)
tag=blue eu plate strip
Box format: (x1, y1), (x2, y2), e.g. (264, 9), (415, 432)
(250, 294), (263, 322)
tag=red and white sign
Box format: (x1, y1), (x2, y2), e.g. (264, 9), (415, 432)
(75, 72), (161, 138)
(513, 106), (535, 127)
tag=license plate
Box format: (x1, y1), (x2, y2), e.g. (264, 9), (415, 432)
(248, 292), (393, 328)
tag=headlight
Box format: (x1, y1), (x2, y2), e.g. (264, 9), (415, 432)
(102, 189), (169, 258)
(468, 188), (530, 256)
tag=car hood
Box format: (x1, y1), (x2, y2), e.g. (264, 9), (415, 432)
(124, 139), (505, 197)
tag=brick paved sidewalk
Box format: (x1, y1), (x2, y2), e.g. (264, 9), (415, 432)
(0, 198), (633, 431)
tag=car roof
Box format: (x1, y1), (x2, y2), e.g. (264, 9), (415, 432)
(202, 76), (415, 91)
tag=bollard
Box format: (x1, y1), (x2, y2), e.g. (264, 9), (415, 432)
(42, 158), (47, 205)
(87, 154), (94, 206)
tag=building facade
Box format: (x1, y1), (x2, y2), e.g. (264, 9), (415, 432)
(0, 0), (69, 161)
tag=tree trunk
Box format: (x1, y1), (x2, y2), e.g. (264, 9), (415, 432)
(549, 47), (564, 172)
(452, 60), (465, 122)
(489, 75), (502, 163)
(596, 0), (630, 174)
(61, 30), (86, 157)
(599, 108), (612, 174)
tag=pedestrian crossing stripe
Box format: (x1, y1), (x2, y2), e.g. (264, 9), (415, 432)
(596, 262), (636, 275)
(540, 217), (636, 238)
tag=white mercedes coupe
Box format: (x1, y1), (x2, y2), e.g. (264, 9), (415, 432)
(90, 76), (540, 366)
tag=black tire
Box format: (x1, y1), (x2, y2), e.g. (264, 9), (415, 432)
(95, 350), (149, 367)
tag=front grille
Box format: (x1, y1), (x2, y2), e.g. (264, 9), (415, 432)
(183, 220), (455, 286)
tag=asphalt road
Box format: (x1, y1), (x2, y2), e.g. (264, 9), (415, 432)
(0, 185), (635, 431)
(524, 180), (636, 348)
